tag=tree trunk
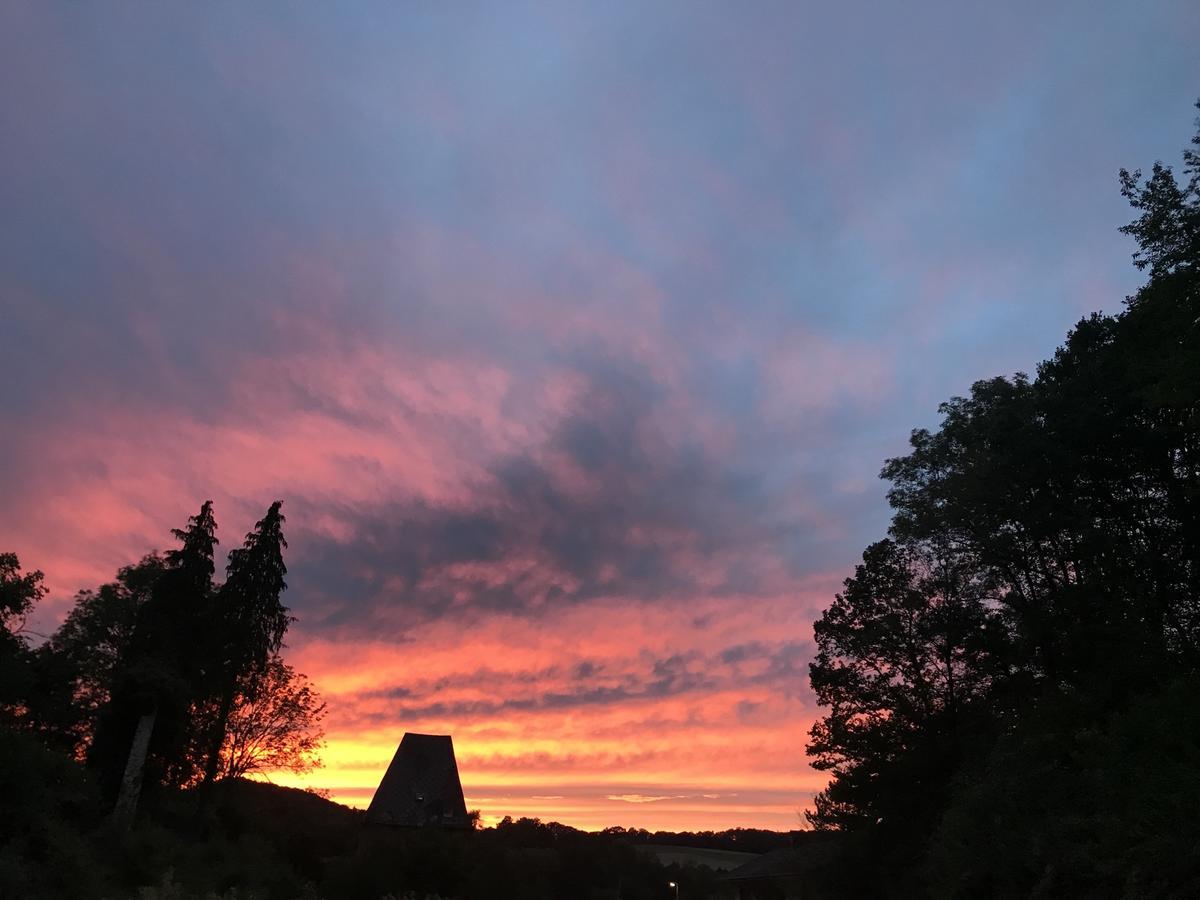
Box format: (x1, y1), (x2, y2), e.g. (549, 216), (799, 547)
(111, 707), (156, 830)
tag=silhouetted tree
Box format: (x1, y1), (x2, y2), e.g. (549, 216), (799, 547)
(0, 552), (44, 639)
(807, 539), (1002, 840)
(0, 553), (46, 722)
(215, 655), (325, 780)
(807, 105), (1200, 893)
(199, 501), (291, 790)
(28, 554), (164, 757)
(1119, 99), (1200, 278)
(88, 501), (218, 825)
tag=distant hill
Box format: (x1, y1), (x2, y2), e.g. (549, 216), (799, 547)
(216, 778), (360, 813)
(209, 777), (364, 831)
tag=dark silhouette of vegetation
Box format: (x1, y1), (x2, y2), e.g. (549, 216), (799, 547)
(3, 501), (324, 830)
(602, 826), (797, 855)
(0, 552), (46, 723)
(199, 501), (292, 792)
(31, 554), (166, 758)
(0, 730), (733, 900)
(86, 501), (221, 818)
(1, 511), (723, 899)
(217, 656), (327, 781)
(807, 104), (1200, 895)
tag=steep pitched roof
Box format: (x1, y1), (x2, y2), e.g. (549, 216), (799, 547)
(365, 733), (471, 828)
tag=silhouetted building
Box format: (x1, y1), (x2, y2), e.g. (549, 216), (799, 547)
(365, 732), (471, 828)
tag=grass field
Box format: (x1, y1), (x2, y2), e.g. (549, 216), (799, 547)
(639, 845), (761, 871)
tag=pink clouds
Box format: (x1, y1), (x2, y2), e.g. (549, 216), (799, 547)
(0, 174), (889, 830)
(0, 274), (846, 828)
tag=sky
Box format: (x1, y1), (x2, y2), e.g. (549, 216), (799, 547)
(2, 1), (1198, 831)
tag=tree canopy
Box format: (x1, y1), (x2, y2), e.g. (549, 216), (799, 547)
(2, 499), (323, 833)
(807, 106), (1200, 894)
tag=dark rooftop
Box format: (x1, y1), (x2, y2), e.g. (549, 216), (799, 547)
(365, 732), (471, 828)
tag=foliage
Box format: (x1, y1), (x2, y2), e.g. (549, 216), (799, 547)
(0, 770), (724, 900)
(602, 825), (796, 854)
(325, 816), (714, 900)
(1119, 99), (1200, 278)
(0, 729), (105, 899)
(86, 500), (223, 795)
(200, 501), (292, 789)
(215, 502), (291, 687)
(218, 656), (326, 780)
(0, 553), (46, 722)
(6, 498), (322, 834)
(29, 554), (164, 757)
(806, 105), (1200, 892)
(0, 551), (46, 638)
(927, 678), (1200, 898)
(808, 539), (1002, 833)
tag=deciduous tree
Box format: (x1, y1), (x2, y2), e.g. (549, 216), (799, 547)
(0, 553), (46, 722)
(217, 655), (325, 780)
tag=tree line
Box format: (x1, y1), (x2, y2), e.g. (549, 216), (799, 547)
(806, 108), (1200, 895)
(0, 500), (326, 827)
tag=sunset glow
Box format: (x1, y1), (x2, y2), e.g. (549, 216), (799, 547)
(3, 1), (1197, 834)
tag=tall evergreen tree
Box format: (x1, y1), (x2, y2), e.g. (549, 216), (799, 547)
(199, 501), (290, 790)
(89, 501), (218, 825)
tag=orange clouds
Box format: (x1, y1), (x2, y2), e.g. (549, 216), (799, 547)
(259, 587), (834, 830)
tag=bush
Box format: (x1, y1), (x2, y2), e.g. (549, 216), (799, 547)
(0, 729), (108, 898)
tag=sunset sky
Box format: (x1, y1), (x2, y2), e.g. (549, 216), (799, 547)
(2, 2), (1198, 831)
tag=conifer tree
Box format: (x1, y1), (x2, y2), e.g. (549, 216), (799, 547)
(199, 501), (290, 789)
(90, 501), (218, 826)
